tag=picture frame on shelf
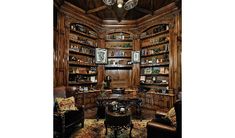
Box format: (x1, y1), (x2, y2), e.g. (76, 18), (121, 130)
(131, 51), (140, 63)
(95, 48), (107, 64)
(140, 76), (146, 82)
(164, 44), (169, 52)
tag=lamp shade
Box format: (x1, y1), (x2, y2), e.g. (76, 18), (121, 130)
(103, 0), (116, 6)
(124, 0), (138, 10)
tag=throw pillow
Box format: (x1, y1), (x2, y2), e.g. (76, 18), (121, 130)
(55, 96), (77, 113)
(165, 107), (176, 127)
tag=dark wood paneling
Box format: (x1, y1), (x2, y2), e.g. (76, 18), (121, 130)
(54, 10), (68, 87)
(54, 0), (181, 95)
(105, 69), (132, 88)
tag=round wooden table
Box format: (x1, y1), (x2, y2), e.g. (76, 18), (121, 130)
(104, 108), (133, 138)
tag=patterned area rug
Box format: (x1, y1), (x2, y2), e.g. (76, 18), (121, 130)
(71, 119), (149, 138)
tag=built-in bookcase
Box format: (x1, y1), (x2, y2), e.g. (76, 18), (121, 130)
(105, 32), (134, 88)
(139, 24), (175, 112)
(68, 23), (98, 92)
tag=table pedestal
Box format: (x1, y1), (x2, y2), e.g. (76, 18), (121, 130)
(104, 109), (133, 138)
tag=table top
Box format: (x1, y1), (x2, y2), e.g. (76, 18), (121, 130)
(106, 108), (131, 117)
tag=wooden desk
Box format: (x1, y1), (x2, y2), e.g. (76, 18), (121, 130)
(103, 89), (137, 95)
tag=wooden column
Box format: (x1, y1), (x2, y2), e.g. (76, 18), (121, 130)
(174, 11), (182, 96)
(97, 34), (106, 87)
(54, 11), (68, 87)
(169, 11), (181, 97)
(132, 36), (141, 88)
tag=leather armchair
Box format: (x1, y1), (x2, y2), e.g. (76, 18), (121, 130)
(147, 100), (181, 138)
(53, 86), (84, 138)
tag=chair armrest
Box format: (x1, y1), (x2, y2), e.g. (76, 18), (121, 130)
(147, 120), (176, 133)
(155, 111), (167, 118)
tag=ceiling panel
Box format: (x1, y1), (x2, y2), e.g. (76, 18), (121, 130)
(65, 0), (176, 21)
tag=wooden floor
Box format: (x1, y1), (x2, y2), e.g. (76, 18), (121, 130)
(84, 107), (156, 120)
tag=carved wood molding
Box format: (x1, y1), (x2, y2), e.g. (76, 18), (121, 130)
(104, 29), (134, 35)
(63, 11), (102, 34)
(61, 1), (103, 26)
(54, 0), (64, 9)
(87, 5), (107, 14)
(138, 19), (173, 33)
(137, 10), (179, 34)
(136, 2), (178, 26)
(102, 20), (137, 26)
(58, 1), (180, 38)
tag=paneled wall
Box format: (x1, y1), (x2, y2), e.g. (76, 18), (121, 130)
(53, 1), (181, 95)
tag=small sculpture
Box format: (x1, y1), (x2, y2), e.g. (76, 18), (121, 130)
(104, 75), (112, 89)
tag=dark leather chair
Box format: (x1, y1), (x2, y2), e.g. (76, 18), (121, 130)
(53, 86), (84, 138)
(147, 100), (181, 138)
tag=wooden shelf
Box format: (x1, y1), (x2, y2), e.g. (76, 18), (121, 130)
(70, 30), (97, 39)
(140, 74), (169, 76)
(69, 73), (97, 76)
(140, 83), (168, 86)
(108, 56), (131, 58)
(106, 47), (132, 50)
(105, 64), (132, 68)
(69, 50), (95, 57)
(140, 62), (169, 67)
(68, 61), (97, 67)
(140, 30), (169, 40)
(141, 51), (169, 57)
(155, 92), (174, 96)
(141, 41), (169, 49)
(68, 82), (97, 85)
(70, 40), (97, 48)
(143, 92), (174, 96)
(74, 90), (97, 94)
(105, 39), (132, 42)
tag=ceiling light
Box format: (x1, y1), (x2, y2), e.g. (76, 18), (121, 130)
(124, 0), (138, 10)
(103, 0), (116, 6)
(117, 4), (123, 8)
(103, 0), (138, 10)
(117, 0), (123, 8)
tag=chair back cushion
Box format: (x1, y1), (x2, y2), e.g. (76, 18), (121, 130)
(54, 86), (66, 99)
(165, 107), (176, 127)
(55, 96), (77, 113)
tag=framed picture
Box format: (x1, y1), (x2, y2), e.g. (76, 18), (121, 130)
(132, 51), (140, 63)
(95, 48), (107, 64)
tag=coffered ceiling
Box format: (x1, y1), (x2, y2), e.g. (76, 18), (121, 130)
(56, 0), (180, 22)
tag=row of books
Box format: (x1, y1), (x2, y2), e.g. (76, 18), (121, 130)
(141, 44), (168, 56)
(141, 67), (169, 74)
(69, 34), (97, 47)
(70, 44), (95, 55)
